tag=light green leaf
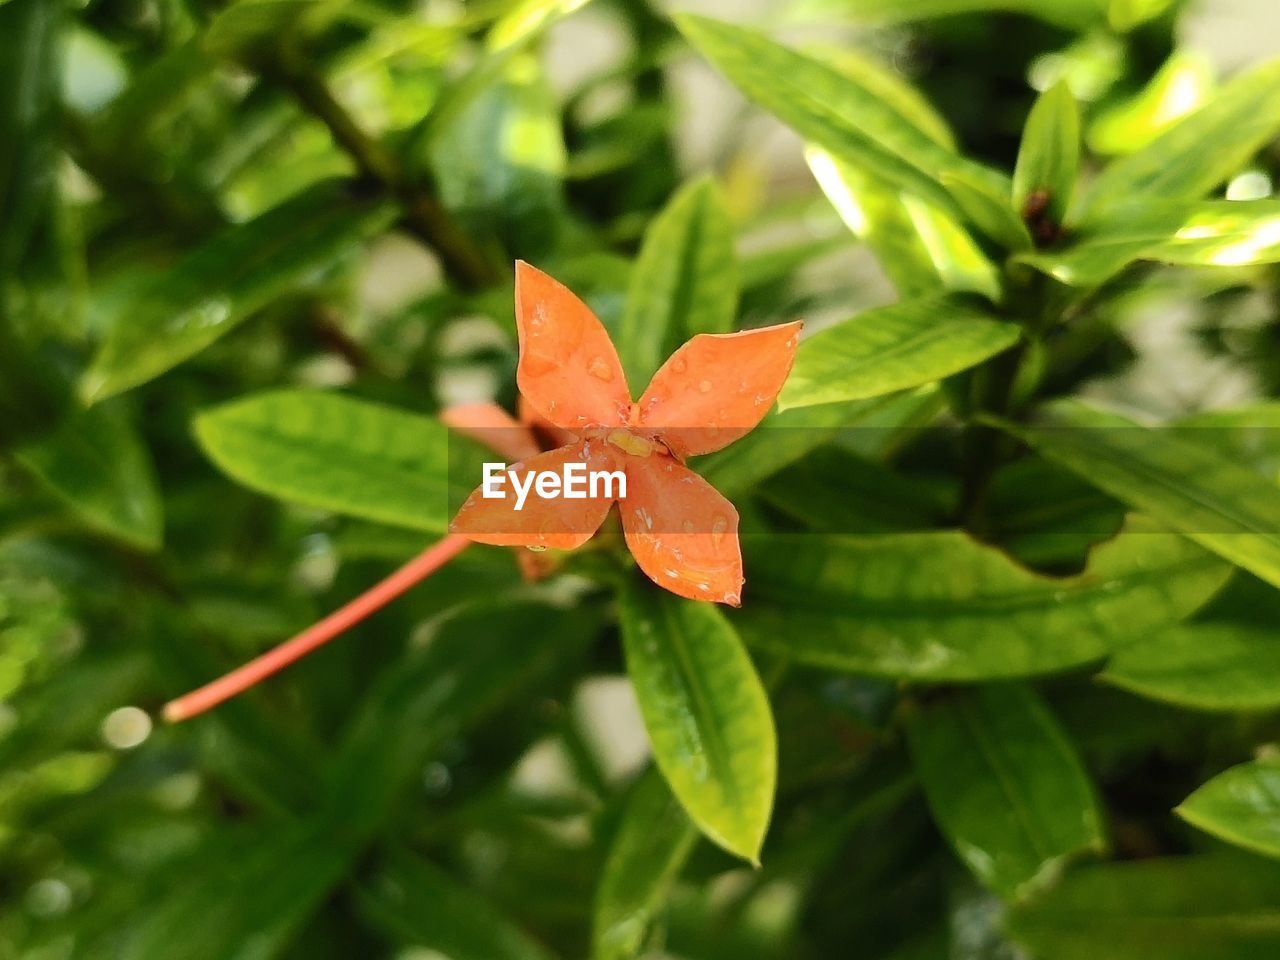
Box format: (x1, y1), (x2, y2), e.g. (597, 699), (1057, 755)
(777, 295), (1020, 411)
(361, 852), (559, 960)
(1013, 80), (1080, 227)
(1018, 200), (1280, 286)
(593, 769), (698, 960)
(908, 683), (1104, 898)
(618, 177), (738, 387)
(1102, 622), (1280, 711)
(81, 181), (395, 402)
(619, 579), (776, 863)
(798, 0), (1108, 32)
(1178, 758), (1280, 860)
(195, 390), (462, 533)
(899, 195), (1003, 300)
(736, 518), (1229, 681)
(940, 169), (1033, 252)
(1088, 51), (1215, 156)
(1007, 854), (1280, 959)
(677, 15), (1009, 226)
(994, 400), (1280, 589)
(16, 401), (163, 550)
(1079, 58), (1280, 222)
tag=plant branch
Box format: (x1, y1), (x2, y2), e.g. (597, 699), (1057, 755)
(272, 57), (501, 292)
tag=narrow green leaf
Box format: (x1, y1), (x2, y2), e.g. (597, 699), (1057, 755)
(899, 195), (1003, 301)
(908, 683), (1104, 898)
(361, 851), (559, 960)
(1007, 854), (1280, 959)
(1017, 199), (1280, 286)
(619, 579), (776, 863)
(940, 169), (1033, 252)
(1079, 58), (1280, 221)
(736, 518), (1229, 681)
(81, 181), (395, 402)
(777, 295), (1020, 411)
(994, 400), (1280, 589)
(617, 177), (738, 387)
(203, 0), (319, 62)
(1013, 80), (1081, 227)
(1103, 622), (1280, 711)
(15, 401), (162, 550)
(593, 769), (698, 960)
(1088, 51), (1215, 156)
(677, 14), (1009, 225)
(195, 390), (460, 533)
(1178, 758), (1280, 860)
(805, 0), (1107, 32)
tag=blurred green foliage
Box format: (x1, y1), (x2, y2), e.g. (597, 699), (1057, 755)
(3, 0), (1280, 958)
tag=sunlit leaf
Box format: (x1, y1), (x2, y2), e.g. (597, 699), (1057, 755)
(1088, 51), (1215, 156)
(736, 518), (1229, 681)
(1079, 58), (1280, 221)
(619, 579), (776, 863)
(908, 683), (1104, 898)
(778, 295), (1020, 411)
(1013, 80), (1080, 227)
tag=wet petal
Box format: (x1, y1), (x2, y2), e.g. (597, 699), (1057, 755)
(516, 260), (631, 433)
(450, 441), (622, 550)
(440, 402), (541, 461)
(620, 454), (743, 605)
(635, 321), (803, 458)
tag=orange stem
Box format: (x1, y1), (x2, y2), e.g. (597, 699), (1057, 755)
(163, 534), (472, 723)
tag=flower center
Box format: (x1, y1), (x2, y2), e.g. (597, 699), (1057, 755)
(606, 428), (656, 457)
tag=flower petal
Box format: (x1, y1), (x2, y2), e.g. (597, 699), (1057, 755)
(450, 440), (621, 550)
(620, 454), (743, 605)
(635, 321), (803, 458)
(440, 402), (541, 461)
(516, 260), (631, 433)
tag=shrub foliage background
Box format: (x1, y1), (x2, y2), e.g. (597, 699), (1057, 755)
(3, 0), (1280, 957)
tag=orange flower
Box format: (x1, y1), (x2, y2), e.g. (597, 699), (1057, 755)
(450, 262), (802, 606)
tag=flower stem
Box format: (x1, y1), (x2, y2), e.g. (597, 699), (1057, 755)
(163, 534), (472, 723)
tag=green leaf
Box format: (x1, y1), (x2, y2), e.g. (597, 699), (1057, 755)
(803, 0), (1107, 32)
(1007, 854), (1280, 959)
(1178, 758), (1280, 860)
(203, 0), (319, 63)
(593, 769), (698, 960)
(940, 169), (1033, 252)
(431, 51), (567, 258)
(617, 177), (738, 387)
(1102, 622), (1280, 711)
(899, 195), (1003, 301)
(81, 181), (395, 403)
(1013, 80), (1081, 227)
(677, 14), (1009, 226)
(1017, 199), (1280, 286)
(1088, 51), (1215, 156)
(619, 579), (776, 863)
(736, 518), (1229, 681)
(777, 295), (1020, 411)
(195, 390), (460, 533)
(15, 401), (163, 550)
(907, 683), (1104, 898)
(361, 851), (559, 960)
(994, 400), (1280, 589)
(1079, 58), (1280, 222)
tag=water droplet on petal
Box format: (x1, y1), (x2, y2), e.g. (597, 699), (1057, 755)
(527, 544), (548, 553)
(672, 356), (688, 374)
(698, 379), (713, 394)
(588, 356), (614, 381)
(711, 515), (728, 548)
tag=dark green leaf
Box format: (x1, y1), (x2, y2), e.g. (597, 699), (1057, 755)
(1013, 81), (1080, 227)
(617, 177), (737, 387)
(994, 400), (1280, 589)
(908, 683), (1104, 898)
(1178, 758), (1280, 860)
(778, 295), (1020, 411)
(1007, 854), (1280, 959)
(1102, 622), (1280, 711)
(81, 181), (395, 402)
(619, 579), (776, 863)
(737, 518), (1229, 681)
(16, 401), (163, 550)
(593, 769), (698, 960)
